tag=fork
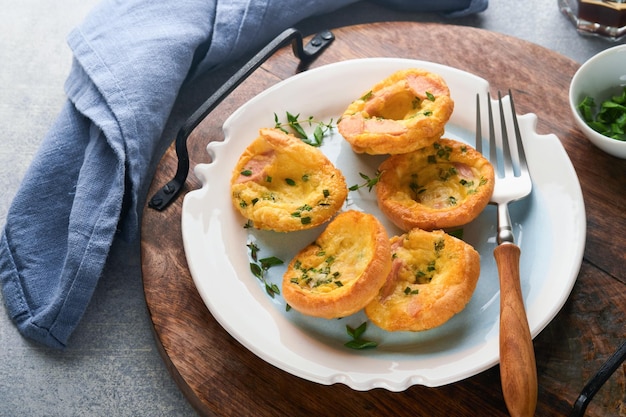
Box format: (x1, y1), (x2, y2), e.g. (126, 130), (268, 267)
(476, 91), (537, 417)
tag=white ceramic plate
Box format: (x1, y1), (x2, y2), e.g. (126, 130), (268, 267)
(181, 58), (586, 391)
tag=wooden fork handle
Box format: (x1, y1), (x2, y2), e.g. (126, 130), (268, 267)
(494, 243), (538, 417)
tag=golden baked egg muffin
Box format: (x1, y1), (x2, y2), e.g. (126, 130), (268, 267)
(337, 68), (454, 155)
(230, 128), (347, 232)
(376, 138), (494, 231)
(282, 210), (392, 319)
(365, 228), (480, 332)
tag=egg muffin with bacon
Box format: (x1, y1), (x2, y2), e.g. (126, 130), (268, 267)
(338, 68), (454, 155)
(365, 228), (480, 332)
(231, 128), (347, 232)
(376, 138), (494, 231)
(282, 210), (392, 319)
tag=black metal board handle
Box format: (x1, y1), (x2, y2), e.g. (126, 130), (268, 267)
(569, 339), (626, 417)
(148, 28), (334, 211)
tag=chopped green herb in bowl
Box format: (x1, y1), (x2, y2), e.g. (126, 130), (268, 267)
(568, 44), (626, 158)
(577, 87), (626, 142)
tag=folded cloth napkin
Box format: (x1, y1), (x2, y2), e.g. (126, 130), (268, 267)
(0, 0), (487, 348)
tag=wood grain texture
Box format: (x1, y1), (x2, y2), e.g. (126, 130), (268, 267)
(495, 244), (537, 417)
(141, 23), (626, 417)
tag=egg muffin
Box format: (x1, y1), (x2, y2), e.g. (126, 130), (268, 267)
(282, 210), (392, 319)
(365, 228), (480, 332)
(231, 128), (347, 232)
(376, 138), (494, 231)
(337, 68), (454, 155)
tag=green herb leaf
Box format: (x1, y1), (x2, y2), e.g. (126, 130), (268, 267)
(360, 91), (373, 101)
(344, 322), (377, 349)
(250, 262), (262, 279)
(247, 242), (260, 261)
(347, 322), (367, 339)
(404, 286), (419, 295)
(448, 229), (464, 240)
(273, 112), (335, 147)
(247, 243), (283, 299)
(349, 170), (382, 192)
(344, 339), (378, 349)
(260, 256), (284, 269)
(266, 283), (280, 297)
(578, 87), (626, 141)
(286, 112), (308, 138)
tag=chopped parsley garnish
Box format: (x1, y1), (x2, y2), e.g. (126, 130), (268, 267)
(291, 204), (313, 224)
(433, 142), (453, 160)
(404, 286), (419, 295)
(289, 253), (341, 287)
(409, 239), (446, 285)
(438, 166), (457, 181)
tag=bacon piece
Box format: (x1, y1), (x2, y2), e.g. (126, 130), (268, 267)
(337, 115), (364, 137)
(379, 258), (404, 303)
(379, 238), (406, 302)
(453, 162), (475, 179)
(234, 151), (275, 184)
(363, 118), (407, 136)
(406, 74), (448, 99)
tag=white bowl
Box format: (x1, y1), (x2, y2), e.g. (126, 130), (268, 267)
(569, 44), (626, 159)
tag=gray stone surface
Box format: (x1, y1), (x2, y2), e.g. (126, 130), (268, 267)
(0, 1), (621, 416)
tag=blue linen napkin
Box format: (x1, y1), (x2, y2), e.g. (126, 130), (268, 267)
(0, 0), (487, 349)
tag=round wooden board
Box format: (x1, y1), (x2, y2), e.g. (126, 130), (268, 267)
(141, 22), (626, 417)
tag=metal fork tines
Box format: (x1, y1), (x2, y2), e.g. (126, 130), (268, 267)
(476, 91), (537, 417)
